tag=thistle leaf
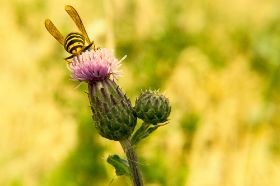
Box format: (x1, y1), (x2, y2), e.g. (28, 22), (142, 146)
(107, 154), (130, 176)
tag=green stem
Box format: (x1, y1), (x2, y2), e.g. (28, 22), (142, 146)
(120, 138), (144, 186)
(131, 122), (150, 145)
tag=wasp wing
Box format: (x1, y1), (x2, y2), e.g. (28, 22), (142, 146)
(65, 5), (91, 44)
(45, 19), (65, 45)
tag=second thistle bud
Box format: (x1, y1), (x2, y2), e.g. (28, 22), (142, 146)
(88, 79), (137, 141)
(134, 90), (171, 125)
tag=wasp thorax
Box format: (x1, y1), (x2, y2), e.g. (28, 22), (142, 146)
(64, 32), (85, 54)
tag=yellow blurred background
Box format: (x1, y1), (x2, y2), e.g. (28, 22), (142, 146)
(1, 0), (280, 185)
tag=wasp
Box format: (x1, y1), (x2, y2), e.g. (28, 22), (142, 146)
(45, 5), (96, 60)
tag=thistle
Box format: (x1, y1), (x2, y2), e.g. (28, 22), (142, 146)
(130, 91), (171, 145)
(134, 90), (171, 125)
(68, 48), (143, 185)
(69, 49), (136, 141)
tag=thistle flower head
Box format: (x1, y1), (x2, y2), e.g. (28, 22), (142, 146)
(134, 90), (171, 125)
(69, 48), (122, 82)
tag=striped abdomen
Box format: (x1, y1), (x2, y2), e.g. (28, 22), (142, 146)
(64, 32), (85, 54)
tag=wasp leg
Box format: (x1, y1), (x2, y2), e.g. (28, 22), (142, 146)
(64, 54), (75, 61)
(83, 42), (94, 51)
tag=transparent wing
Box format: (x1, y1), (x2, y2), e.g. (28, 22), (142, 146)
(65, 5), (91, 44)
(45, 19), (65, 45)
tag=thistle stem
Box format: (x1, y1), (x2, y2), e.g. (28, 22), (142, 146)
(120, 138), (144, 186)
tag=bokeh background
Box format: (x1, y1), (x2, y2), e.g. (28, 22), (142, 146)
(1, 0), (280, 185)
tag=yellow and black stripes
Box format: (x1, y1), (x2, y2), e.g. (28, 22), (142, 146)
(64, 32), (85, 54)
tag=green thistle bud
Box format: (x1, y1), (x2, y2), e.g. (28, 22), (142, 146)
(134, 90), (171, 125)
(88, 79), (137, 141)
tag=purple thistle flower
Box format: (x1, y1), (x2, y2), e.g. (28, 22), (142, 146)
(68, 48), (124, 82)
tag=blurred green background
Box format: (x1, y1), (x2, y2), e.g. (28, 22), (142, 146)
(1, 0), (280, 185)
